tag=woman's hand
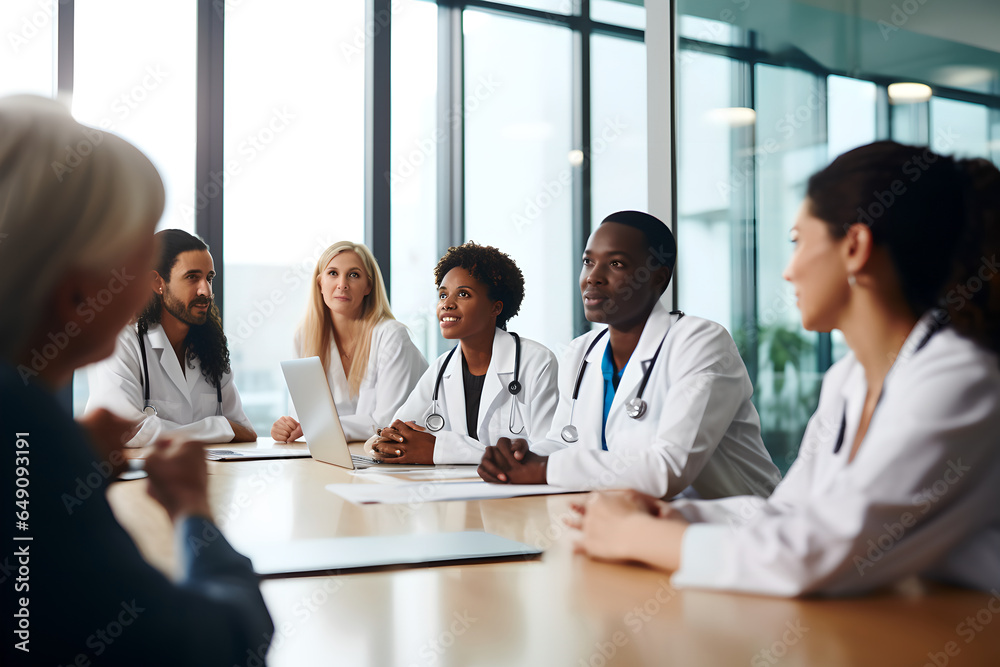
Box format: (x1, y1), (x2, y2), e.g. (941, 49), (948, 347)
(271, 416), (303, 442)
(567, 490), (688, 569)
(371, 420), (436, 464)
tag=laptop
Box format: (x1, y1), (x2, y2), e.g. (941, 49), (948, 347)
(277, 356), (384, 470)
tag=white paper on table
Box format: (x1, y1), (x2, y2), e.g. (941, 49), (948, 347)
(325, 480), (579, 504)
(353, 468), (484, 484)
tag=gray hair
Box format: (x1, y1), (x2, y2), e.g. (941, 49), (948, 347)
(0, 95), (164, 359)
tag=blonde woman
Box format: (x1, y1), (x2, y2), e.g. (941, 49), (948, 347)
(271, 242), (428, 442)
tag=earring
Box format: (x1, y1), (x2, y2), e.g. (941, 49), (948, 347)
(848, 274), (857, 287)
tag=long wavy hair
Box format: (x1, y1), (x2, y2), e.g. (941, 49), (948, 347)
(136, 229), (231, 388)
(298, 242), (394, 397)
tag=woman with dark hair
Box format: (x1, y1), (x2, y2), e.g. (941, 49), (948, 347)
(571, 142), (1000, 596)
(370, 242), (559, 465)
(86, 229), (257, 446)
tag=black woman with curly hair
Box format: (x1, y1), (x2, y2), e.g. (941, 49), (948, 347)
(86, 229), (257, 446)
(370, 242), (559, 465)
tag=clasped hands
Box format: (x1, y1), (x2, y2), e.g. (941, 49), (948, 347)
(370, 420), (437, 464)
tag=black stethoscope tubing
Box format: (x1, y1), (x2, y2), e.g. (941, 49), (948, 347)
(425, 331), (522, 433)
(137, 327), (222, 417)
(561, 311), (684, 443)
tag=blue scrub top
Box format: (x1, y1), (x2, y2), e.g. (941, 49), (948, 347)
(600, 343), (628, 451)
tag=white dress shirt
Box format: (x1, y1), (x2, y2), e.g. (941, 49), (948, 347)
(671, 312), (1000, 596)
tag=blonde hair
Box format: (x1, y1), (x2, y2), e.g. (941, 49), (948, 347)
(0, 95), (164, 360)
(298, 241), (394, 397)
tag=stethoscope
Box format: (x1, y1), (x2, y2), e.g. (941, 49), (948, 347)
(425, 331), (523, 434)
(560, 311), (685, 443)
(137, 327), (222, 417)
(832, 315), (944, 454)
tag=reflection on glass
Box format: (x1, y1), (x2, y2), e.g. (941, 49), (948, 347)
(464, 10), (573, 355)
(390, 0), (438, 361)
(223, 1), (364, 434)
(592, 0), (645, 30)
(678, 15), (739, 45)
(591, 34), (647, 227)
(0, 0), (55, 98)
(827, 76), (877, 159)
(931, 97), (990, 159)
(676, 51), (736, 333)
(754, 64), (828, 472)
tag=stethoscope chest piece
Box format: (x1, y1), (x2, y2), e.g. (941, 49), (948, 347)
(142, 405), (156, 417)
(425, 412), (446, 432)
(560, 424), (580, 443)
(507, 380), (522, 395)
(625, 397), (647, 420)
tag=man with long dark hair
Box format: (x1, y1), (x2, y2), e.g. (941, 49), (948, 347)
(86, 229), (257, 445)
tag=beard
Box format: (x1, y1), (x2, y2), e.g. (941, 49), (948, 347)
(162, 287), (211, 326)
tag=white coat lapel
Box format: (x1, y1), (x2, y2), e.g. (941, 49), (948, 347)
(148, 324), (190, 404)
(478, 329), (513, 439)
(440, 344), (469, 436)
(611, 301), (673, 414)
(576, 330), (610, 449)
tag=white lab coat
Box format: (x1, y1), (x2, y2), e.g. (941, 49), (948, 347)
(533, 301), (780, 499)
(85, 323), (253, 446)
(392, 328), (559, 464)
(670, 311), (1000, 596)
(294, 319), (428, 441)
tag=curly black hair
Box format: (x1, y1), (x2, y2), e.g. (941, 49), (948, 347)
(434, 242), (525, 330)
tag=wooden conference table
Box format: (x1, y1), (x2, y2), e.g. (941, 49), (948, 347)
(111, 440), (1000, 667)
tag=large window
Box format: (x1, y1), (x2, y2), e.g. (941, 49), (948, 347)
(223, 1), (366, 431)
(70, 0), (198, 415)
(672, 0), (1000, 471)
(0, 0), (55, 98)
(464, 10), (574, 354)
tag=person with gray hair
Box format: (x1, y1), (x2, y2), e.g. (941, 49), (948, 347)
(0, 95), (273, 665)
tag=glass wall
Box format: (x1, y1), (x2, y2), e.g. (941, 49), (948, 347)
(223, 1), (365, 431)
(673, 0), (1000, 471)
(464, 10), (573, 355)
(390, 0), (439, 360)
